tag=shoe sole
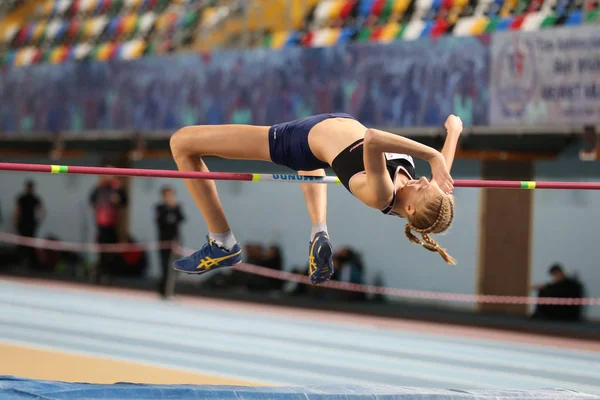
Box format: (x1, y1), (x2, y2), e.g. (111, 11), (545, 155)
(173, 259), (242, 275)
(310, 240), (334, 284)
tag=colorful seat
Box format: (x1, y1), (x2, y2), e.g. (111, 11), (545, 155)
(0, 0), (594, 68)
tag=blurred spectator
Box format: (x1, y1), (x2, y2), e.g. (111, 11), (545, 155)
(531, 263), (585, 322)
(33, 234), (83, 276)
(202, 243), (285, 292)
(245, 243), (264, 265)
(289, 262), (311, 296)
(93, 234), (148, 281)
(246, 244), (284, 292)
(264, 245), (284, 291)
(331, 247), (366, 301)
(35, 235), (61, 272)
(0, 198), (18, 269)
(334, 247), (365, 285)
(244, 243), (268, 291)
(116, 234), (148, 278)
(289, 246), (367, 301)
(155, 185), (185, 298)
(13, 180), (45, 267)
(0, 38), (487, 135)
(89, 171), (127, 282)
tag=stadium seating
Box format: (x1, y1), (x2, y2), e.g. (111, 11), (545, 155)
(0, 0), (211, 67)
(0, 0), (596, 68)
(263, 0), (593, 49)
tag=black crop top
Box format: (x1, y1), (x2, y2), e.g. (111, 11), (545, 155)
(331, 138), (416, 215)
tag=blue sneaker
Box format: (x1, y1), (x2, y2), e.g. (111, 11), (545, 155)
(173, 236), (242, 274)
(309, 231), (334, 284)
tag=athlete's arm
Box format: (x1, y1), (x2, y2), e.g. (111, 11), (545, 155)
(363, 128), (454, 194)
(360, 130), (395, 208)
(440, 115), (463, 172)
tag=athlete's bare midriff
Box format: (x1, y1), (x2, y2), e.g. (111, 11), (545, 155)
(307, 117), (368, 165)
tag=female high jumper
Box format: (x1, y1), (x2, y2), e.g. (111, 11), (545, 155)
(170, 113), (462, 284)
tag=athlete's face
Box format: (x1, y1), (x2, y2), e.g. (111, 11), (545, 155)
(393, 177), (444, 216)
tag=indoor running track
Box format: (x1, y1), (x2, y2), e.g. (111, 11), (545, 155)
(1, 278), (600, 395)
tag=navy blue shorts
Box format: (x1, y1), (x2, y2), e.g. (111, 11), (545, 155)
(268, 113), (356, 171)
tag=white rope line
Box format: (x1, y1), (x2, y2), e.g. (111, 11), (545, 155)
(1, 232), (596, 306)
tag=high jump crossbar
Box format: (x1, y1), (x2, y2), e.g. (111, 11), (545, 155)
(1, 162), (599, 190)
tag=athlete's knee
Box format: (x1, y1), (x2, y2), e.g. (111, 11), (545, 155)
(170, 126), (204, 156)
(170, 127), (188, 155)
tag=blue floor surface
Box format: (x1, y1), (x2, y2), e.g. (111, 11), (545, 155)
(1, 280), (599, 399)
(1, 377), (599, 400)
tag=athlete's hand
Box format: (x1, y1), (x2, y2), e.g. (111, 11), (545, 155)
(430, 153), (454, 194)
(445, 114), (463, 136)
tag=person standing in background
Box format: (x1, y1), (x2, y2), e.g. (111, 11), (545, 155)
(14, 180), (45, 268)
(531, 263), (585, 322)
(155, 186), (185, 298)
(89, 171), (127, 283)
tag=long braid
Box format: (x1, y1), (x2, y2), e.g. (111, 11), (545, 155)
(404, 225), (423, 246)
(421, 233), (456, 265)
(404, 195), (456, 265)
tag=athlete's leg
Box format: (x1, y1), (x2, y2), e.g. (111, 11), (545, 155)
(170, 124), (271, 274)
(298, 169), (327, 227)
(170, 124), (270, 234)
(298, 169), (334, 284)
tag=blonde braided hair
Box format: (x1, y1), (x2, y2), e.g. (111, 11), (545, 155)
(404, 194), (456, 265)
